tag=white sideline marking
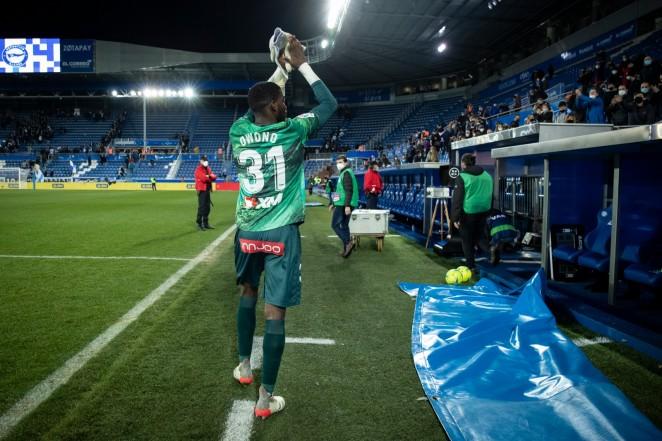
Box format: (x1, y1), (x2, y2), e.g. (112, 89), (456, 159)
(0, 224), (237, 440)
(0, 254), (191, 262)
(220, 400), (255, 441)
(572, 336), (613, 347)
(250, 336), (336, 370)
(285, 337), (336, 345)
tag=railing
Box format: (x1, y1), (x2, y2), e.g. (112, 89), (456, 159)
(166, 153), (182, 179)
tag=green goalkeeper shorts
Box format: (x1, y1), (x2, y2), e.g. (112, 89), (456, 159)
(234, 224), (302, 308)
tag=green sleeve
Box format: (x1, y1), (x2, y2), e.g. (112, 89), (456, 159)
(290, 80), (338, 140)
(309, 80), (338, 127)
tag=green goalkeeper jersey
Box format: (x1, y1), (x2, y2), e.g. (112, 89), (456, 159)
(230, 112), (319, 231)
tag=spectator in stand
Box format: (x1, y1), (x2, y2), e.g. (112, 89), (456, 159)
(628, 93), (656, 125)
(554, 101), (573, 123)
(607, 63), (620, 85)
(591, 59), (606, 85)
(512, 94), (522, 110)
(363, 161), (383, 209)
(606, 85), (631, 125)
(639, 81), (660, 114)
(640, 55), (660, 85)
(619, 58), (637, 88)
(537, 103), (553, 123)
(510, 114), (521, 128)
(569, 87), (605, 123)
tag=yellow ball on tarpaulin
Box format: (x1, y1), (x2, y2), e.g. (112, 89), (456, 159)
(456, 266), (473, 283)
(445, 269), (461, 284)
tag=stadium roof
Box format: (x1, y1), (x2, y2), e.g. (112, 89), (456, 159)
(0, 0), (633, 88)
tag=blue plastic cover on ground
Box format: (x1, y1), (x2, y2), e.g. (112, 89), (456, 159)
(406, 269), (661, 441)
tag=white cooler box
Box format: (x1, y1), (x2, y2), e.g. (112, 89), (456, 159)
(349, 209), (390, 235)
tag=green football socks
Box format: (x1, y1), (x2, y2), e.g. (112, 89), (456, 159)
(237, 295), (257, 362)
(261, 319), (285, 394)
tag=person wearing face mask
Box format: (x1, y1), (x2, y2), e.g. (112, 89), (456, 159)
(607, 86), (632, 125)
(591, 61), (605, 85)
(363, 161), (383, 209)
(554, 101), (573, 123)
(607, 64), (620, 85)
(573, 87), (606, 123)
(537, 103), (553, 123)
(331, 155), (358, 257)
(640, 55), (660, 85)
(194, 155), (217, 230)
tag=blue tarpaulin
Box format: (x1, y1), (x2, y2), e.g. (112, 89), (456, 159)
(405, 269), (661, 441)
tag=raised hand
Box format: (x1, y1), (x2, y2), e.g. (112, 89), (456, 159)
(284, 36), (307, 70)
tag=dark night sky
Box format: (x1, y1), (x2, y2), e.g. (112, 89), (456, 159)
(2, 1), (326, 52)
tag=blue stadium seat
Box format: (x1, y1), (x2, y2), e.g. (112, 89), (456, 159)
(553, 206), (612, 267)
(624, 264), (662, 290)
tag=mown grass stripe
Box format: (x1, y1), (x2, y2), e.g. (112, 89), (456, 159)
(0, 224), (237, 440)
(0, 254), (191, 261)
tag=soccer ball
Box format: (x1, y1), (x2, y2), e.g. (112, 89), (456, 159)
(457, 266), (472, 283)
(445, 269), (461, 284)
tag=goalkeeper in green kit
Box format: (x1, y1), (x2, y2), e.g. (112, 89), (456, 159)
(229, 32), (337, 419)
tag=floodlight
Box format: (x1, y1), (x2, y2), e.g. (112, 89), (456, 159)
(327, 0), (350, 29)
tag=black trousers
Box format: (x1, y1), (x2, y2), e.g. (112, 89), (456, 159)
(459, 212), (491, 268)
(366, 193), (379, 209)
(197, 190), (211, 224)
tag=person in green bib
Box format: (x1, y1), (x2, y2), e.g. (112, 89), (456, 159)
(331, 155), (358, 258)
(451, 153), (493, 269)
(228, 35), (337, 419)
(150, 176), (157, 191)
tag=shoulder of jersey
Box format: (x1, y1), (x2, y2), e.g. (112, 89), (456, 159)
(295, 112), (316, 119)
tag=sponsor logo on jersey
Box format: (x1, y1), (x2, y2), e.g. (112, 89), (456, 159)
(239, 239), (285, 256)
(296, 112), (315, 119)
(244, 193), (283, 209)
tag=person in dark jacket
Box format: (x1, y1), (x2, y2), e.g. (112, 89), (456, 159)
(451, 153), (494, 269)
(628, 93), (656, 125)
(194, 155), (217, 230)
(331, 155), (358, 257)
(639, 55), (660, 85)
(606, 85), (631, 125)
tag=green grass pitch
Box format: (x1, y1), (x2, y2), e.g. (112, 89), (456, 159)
(0, 190), (660, 440)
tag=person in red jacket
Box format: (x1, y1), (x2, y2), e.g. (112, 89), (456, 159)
(363, 161), (383, 209)
(194, 155), (217, 230)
